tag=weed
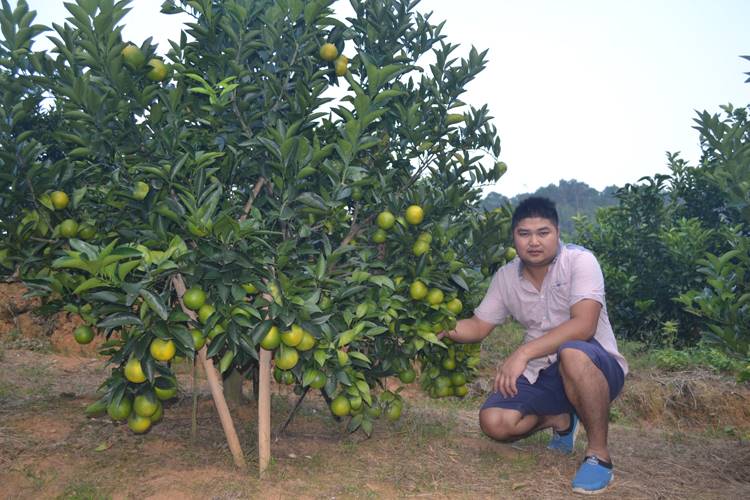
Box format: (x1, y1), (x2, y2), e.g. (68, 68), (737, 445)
(56, 481), (110, 500)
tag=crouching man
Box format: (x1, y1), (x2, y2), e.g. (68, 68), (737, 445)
(442, 196), (627, 494)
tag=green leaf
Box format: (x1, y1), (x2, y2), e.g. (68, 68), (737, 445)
(139, 289), (169, 321)
(72, 278), (108, 295)
(97, 313), (142, 329)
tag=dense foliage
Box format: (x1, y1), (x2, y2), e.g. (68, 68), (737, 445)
(0, 0), (514, 436)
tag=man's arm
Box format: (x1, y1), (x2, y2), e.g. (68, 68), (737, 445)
(495, 298), (601, 397)
(443, 315), (496, 343)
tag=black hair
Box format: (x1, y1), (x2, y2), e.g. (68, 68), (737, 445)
(511, 196), (559, 230)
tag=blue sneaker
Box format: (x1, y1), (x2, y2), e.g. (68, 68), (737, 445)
(547, 413), (579, 454)
(572, 455), (614, 494)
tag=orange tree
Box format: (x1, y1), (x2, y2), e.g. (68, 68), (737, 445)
(0, 0), (512, 438)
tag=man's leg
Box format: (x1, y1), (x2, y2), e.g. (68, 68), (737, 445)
(557, 346), (612, 461)
(479, 407), (569, 442)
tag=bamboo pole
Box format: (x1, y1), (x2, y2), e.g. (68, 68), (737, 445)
(258, 347), (272, 476)
(172, 274), (246, 468)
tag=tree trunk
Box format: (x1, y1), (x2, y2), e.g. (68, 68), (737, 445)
(224, 368), (245, 408)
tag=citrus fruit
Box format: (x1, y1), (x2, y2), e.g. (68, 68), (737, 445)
(59, 219), (78, 238)
(260, 325), (281, 350)
(417, 232), (432, 243)
(372, 228), (387, 243)
(149, 338), (176, 361)
(319, 42), (338, 61)
(334, 55), (348, 76)
(84, 399), (108, 417)
(365, 404), (382, 418)
(149, 400), (163, 423)
(198, 303), (215, 323)
(154, 377), (177, 400)
(133, 392), (158, 417)
(50, 190), (69, 210)
(376, 211), (395, 229)
(412, 240), (429, 256)
(336, 349), (350, 366)
(409, 280), (428, 300)
(386, 402), (402, 421)
(191, 329), (205, 350)
(275, 345), (299, 370)
(297, 331), (316, 351)
(450, 372), (467, 386)
(505, 247), (517, 260)
(77, 224), (96, 240)
(404, 205), (424, 225)
(107, 396), (132, 421)
(132, 181), (150, 200)
(208, 323), (225, 340)
(330, 395), (351, 416)
(124, 358), (146, 383)
(183, 287), (206, 310)
(398, 368), (416, 383)
(349, 395), (363, 411)
(446, 298), (463, 314)
(73, 325), (95, 345)
(121, 44), (145, 69)
(426, 288), (444, 305)
(146, 58), (168, 81)
(305, 368), (327, 390)
(441, 357), (456, 370)
(128, 412), (152, 434)
(454, 384), (468, 397)
(281, 324), (304, 347)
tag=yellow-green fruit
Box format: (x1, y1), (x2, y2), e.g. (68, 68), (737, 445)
(191, 329), (205, 350)
(128, 412), (152, 434)
(121, 44), (145, 69)
(275, 345), (299, 370)
(386, 402), (402, 421)
(319, 42), (338, 61)
(132, 181), (150, 200)
(59, 219), (79, 238)
(146, 58), (168, 81)
(154, 377), (177, 401)
(78, 224), (96, 240)
(330, 395), (351, 416)
(73, 325), (95, 345)
(198, 304), (215, 323)
(417, 232), (432, 243)
(260, 325), (281, 350)
(446, 298), (463, 314)
(183, 287), (206, 311)
(149, 338), (176, 362)
(349, 395), (363, 411)
(398, 368), (416, 384)
(426, 288), (444, 305)
(149, 400), (163, 423)
(505, 247), (517, 260)
(50, 191), (69, 210)
(281, 324), (304, 347)
(451, 372), (467, 386)
(409, 280), (428, 300)
(376, 211), (395, 230)
(334, 55), (348, 76)
(297, 331), (316, 352)
(208, 323), (225, 340)
(372, 228), (387, 244)
(305, 368), (327, 389)
(336, 349), (350, 366)
(107, 396), (132, 421)
(124, 358), (147, 383)
(442, 357), (456, 370)
(404, 205), (424, 225)
(454, 384), (469, 397)
(412, 240), (429, 256)
(133, 393), (158, 417)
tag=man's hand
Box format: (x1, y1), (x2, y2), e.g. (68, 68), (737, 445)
(494, 349), (529, 397)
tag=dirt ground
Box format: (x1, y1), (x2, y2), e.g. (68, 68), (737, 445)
(1, 285), (749, 499)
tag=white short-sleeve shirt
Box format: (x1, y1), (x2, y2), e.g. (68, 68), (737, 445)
(474, 242), (629, 383)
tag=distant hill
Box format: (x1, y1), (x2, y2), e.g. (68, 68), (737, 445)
(481, 179), (619, 236)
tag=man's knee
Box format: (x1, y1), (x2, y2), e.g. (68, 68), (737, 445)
(558, 342), (594, 374)
(479, 408), (522, 442)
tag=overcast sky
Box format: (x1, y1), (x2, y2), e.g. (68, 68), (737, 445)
(22, 0), (750, 196)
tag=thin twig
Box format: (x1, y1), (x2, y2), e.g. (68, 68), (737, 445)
(239, 177), (266, 222)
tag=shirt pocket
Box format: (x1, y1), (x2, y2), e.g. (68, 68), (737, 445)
(547, 280), (571, 311)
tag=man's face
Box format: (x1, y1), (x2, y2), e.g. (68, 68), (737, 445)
(512, 217), (559, 268)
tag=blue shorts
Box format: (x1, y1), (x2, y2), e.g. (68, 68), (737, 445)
(481, 338), (625, 416)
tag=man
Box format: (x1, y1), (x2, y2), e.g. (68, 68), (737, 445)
(443, 196), (627, 494)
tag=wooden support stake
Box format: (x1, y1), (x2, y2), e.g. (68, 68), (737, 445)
(172, 274), (246, 468)
(258, 347), (272, 476)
